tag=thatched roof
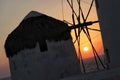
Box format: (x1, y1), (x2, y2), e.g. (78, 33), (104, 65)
(4, 11), (71, 58)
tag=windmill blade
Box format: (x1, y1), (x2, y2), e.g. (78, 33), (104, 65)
(73, 29), (82, 43)
(79, 0), (97, 40)
(76, 0), (81, 46)
(80, 5), (105, 69)
(65, 0), (106, 72)
(71, 1), (79, 44)
(77, 31), (86, 73)
(80, 0), (97, 39)
(84, 20), (100, 31)
(85, 0), (95, 20)
(67, 0), (78, 18)
(82, 28), (100, 69)
(80, 6), (103, 69)
(63, 20), (73, 25)
(83, 27), (106, 69)
(79, 2), (91, 40)
(68, 0), (86, 73)
(69, 21), (99, 29)
(80, 5), (86, 22)
(71, 6), (85, 73)
(91, 39), (106, 69)
(72, 14), (79, 44)
(76, 0), (86, 73)
(66, 0), (78, 44)
(87, 27), (100, 32)
(77, 0), (80, 22)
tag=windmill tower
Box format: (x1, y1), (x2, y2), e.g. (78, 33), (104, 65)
(4, 11), (81, 80)
(95, 0), (120, 69)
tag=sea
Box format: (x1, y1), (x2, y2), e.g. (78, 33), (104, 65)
(82, 55), (105, 73)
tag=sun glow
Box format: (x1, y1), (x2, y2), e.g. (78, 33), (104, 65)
(83, 46), (89, 52)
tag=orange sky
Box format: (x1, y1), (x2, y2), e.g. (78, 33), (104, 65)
(0, 0), (104, 78)
(69, 1), (104, 59)
(72, 23), (104, 59)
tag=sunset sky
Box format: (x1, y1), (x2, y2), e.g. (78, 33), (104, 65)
(0, 0), (104, 78)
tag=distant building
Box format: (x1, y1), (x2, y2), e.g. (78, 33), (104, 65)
(4, 11), (81, 80)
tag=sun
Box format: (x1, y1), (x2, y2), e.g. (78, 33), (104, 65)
(83, 46), (89, 52)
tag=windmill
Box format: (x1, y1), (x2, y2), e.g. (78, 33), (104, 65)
(4, 0), (120, 80)
(62, 0), (106, 73)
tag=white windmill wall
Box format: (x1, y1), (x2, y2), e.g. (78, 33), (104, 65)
(95, 0), (120, 69)
(9, 39), (81, 80)
(4, 11), (81, 80)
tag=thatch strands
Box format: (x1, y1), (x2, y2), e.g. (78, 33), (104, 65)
(4, 11), (71, 58)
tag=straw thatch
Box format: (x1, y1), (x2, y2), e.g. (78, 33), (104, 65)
(4, 11), (71, 58)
